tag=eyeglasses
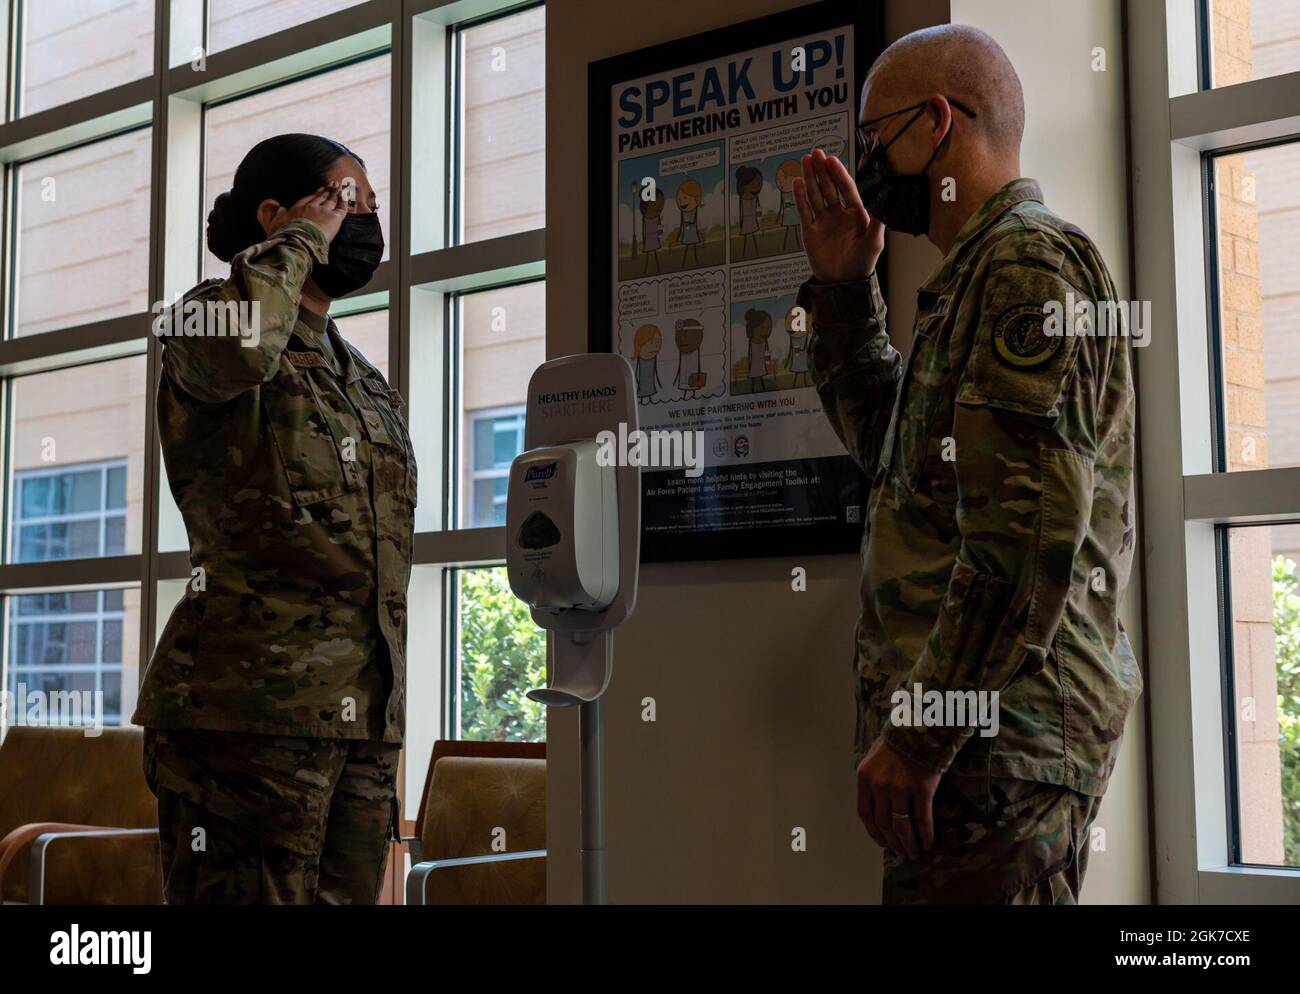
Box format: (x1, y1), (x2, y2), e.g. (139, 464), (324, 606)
(855, 97), (978, 163)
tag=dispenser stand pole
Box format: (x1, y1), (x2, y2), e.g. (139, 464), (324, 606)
(579, 694), (607, 905)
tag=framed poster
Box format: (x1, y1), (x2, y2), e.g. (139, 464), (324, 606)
(588, 0), (884, 562)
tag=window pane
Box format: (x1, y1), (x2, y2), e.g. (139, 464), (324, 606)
(20, 0), (155, 115)
(455, 567), (545, 741)
(4, 587), (138, 729)
(1213, 142), (1300, 471)
(15, 130), (153, 337)
(207, 0), (368, 54)
(1209, 0), (1300, 87)
(335, 309), (389, 380)
(8, 359), (145, 562)
(203, 56), (392, 280)
(107, 464), (127, 508)
(458, 282), (546, 528)
(1226, 524), (1300, 867)
(456, 6), (545, 244)
(470, 477), (509, 528)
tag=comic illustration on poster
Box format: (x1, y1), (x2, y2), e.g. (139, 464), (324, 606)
(598, 10), (873, 558)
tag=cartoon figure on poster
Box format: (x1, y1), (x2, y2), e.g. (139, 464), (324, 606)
(673, 318), (708, 400)
(730, 292), (809, 395)
(633, 323), (664, 404)
(727, 114), (851, 262)
(776, 161), (803, 252)
(783, 304), (811, 387)
(674, 180), (704, 268)
(639, 189), (666, 275)
(616, 142), (725, 281)
(743, 309), (774, 394)
(617, 272), (726, 406)
(735, 165), (763, 260)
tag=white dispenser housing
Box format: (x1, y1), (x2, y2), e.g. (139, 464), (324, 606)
(507, 439), (619, 613)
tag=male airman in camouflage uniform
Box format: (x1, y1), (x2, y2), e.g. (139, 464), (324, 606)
(793, 26), (1141, 903)
(133, 196), (417, 902)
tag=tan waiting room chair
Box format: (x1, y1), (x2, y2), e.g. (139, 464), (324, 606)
(405, 740), (546, 905)
(0, 725), (161, 905)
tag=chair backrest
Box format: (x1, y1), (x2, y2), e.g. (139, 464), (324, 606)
(415, 740), (546, 905)
(0, 725), (161, 904)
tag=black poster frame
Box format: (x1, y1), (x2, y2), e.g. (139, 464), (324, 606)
(587, 0), (885, 562)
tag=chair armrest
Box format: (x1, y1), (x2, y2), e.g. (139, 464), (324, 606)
(405, 849), (547, 906)
(21, 826), (158, 904)
(0, 822), (102, 902)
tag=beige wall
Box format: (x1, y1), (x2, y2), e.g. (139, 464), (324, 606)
(545, 0), (1149, 903)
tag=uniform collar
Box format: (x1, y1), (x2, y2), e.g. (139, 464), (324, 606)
(292, 307), (365, 380)
(920, 177), (1044, 293)
(293, 307), (333, 362)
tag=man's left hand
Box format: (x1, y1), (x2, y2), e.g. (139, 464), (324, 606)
(856, 736), (942, 860)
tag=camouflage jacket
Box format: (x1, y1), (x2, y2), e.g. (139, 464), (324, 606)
(798, 179), (1141, 795)
(132, 219), (416, 743)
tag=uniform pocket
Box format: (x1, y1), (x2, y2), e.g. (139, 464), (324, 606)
(882, 318), (950, 492)
(263, 368), (350, 507)
(1027, 448), (1094, 650)
(360, 376), (417, 508)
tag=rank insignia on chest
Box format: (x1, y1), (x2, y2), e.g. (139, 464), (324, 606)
(361, 408), (392, 444)
(992, 304), (1063, 368)
(286, 349), (328, 369)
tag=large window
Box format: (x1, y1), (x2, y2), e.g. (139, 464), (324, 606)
(451, 4), (545, 245)
(201, 55), (393, 279)
(6, 357), (146, 563)
(455, 279), (546, 528)
(13, 461), (128, 563)
(0, 1), (548, 842)
(467, 407), (525, 528)
(206, 0), (370, 54)
(1132, 0), (1300, 901)
(18, 0), (155, 116)
(5, 589), (134, 728)
(1206, 5), (1300, 874)
(1207, 0), (1300, 87)
(14, 129), (153, 337)
(450, 566), (545, 742)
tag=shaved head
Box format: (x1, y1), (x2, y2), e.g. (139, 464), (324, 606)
(866, 24), (1024, 154)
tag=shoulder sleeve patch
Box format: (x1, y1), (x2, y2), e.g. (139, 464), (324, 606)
(1022, 242), (1065, 270)
(157, 278), (226, 341)
(957, 262), (1083, 419)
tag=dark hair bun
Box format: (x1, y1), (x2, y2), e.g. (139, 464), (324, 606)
(205, 134), (366, 265)
(206, 191), (251, 263)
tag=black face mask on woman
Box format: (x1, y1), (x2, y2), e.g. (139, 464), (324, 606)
(311, 212), (384, 298)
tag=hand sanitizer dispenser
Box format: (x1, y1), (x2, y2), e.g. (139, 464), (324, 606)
(507, 440), (619, 614)
(504, 353), (641, 906)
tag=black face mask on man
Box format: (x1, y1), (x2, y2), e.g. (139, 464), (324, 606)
(854, 97), (977, 237)
(311, 211), (384, 298)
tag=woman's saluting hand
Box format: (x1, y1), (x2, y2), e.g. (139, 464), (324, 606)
(265, 181), (349, 244)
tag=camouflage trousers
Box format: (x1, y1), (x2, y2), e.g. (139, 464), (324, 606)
(142, 728), (400, 905)
(882, 776), (1102, 905)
